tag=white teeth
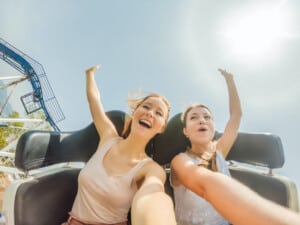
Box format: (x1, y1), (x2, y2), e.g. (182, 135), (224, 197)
(139, 119), (152, 128)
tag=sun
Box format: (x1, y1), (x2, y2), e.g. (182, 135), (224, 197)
(218, 2), (291, 63)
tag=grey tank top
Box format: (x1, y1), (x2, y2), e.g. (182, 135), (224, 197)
(171, 151), (230, 225)
(71, 137), (152, 224)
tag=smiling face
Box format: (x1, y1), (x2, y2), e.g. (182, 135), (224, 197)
(130, 95), (169, 139)
(183, 105), (215, 146)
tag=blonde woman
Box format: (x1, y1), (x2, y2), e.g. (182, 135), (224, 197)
(62, 65), (176, 225)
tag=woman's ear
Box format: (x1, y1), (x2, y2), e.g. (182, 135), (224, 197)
(183, 127), (188, 138)
(130, 109), (135, 117)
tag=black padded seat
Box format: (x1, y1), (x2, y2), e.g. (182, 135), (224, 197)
(14, 169), (80, 225)
(229, 167), (299, 209)
(15, 110), (127, 171)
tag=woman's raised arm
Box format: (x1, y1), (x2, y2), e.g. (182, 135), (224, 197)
(216, 69), (242, 157)
(86, 65), (118, 143)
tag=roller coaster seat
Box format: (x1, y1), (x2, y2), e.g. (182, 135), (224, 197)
(3, 110), (299, 225)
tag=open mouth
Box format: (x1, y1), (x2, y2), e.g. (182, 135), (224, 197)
(139, 119), (152, 129)
(198, 128), (207, 132)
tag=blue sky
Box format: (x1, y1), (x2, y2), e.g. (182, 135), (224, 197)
(1, 0), (300, 202)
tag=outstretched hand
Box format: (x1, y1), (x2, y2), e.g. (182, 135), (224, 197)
(218, 68), (233, 79)
(86, 64), (101, 76)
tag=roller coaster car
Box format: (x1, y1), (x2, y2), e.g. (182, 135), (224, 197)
(3, 110), (299, 225)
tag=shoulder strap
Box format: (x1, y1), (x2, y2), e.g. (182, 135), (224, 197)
(128, 157), (152, 177)
(216, 150), (231, 176)
(98, 137), (122, 155)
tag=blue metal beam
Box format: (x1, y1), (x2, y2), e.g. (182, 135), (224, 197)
(0, 38), (64, 131)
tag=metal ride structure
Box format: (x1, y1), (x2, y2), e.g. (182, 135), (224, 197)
(0, 37), (65, 131)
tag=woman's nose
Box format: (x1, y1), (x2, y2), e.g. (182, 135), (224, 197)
(198, 117), (205, 123)
(146, 109), (154, 117)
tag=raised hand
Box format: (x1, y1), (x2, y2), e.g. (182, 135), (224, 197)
(86, 64), (101, 76)
(218, 68), (233, 79)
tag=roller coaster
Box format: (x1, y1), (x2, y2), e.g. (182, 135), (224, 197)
(0, 37), (64, 131)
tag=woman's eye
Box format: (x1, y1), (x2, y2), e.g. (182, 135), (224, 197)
(204, 115), (211, 120)
(190, 116), (196, 120)
(142, 105), (150, 109)
(156, 111), (163, 117)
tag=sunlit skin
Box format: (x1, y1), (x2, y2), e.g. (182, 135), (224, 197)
(171, 68), (300, 225)
(102, 97), (169, 175)
(179, 68), (242, 159)
(130, 97), (168, 141)
(171, 69), (242, 189)
(183, 106), (215, 152)
(83, 64), (176, 225)
(85, 64), (170, 179)
(171, 68), (243, 223)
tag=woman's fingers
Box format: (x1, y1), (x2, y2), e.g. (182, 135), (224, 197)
(218, 68), (233, 78)
(86, 64), (102, 75)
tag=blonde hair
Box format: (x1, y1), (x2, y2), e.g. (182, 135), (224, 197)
(181, 103), (213, 127)
(122, 92), (171, 137)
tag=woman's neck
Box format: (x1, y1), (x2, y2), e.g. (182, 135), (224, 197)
(120, 133), (149, 159)
(188, 141), (214, 154)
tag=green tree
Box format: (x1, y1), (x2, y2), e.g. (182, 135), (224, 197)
(0, 129), (8, 150)
(1, 110), (53, 152)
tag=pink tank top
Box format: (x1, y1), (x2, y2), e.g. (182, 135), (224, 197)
(71, 137), (152, 224)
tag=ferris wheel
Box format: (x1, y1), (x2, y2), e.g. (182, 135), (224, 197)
(0, 37), (65, 131)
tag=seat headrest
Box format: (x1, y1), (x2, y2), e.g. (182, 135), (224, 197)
(15, 111), (285, 171)
(148, 113), (189, 165)
(151, 113), (285, 169)
(225, 132), (285, 168)
(15, 110), (127, 171)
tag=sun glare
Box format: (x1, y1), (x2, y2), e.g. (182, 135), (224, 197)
(219, 2), (291, 63)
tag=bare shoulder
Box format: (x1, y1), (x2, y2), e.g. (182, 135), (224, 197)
(136, 160), (166, 184)
(170, 154), (187, 187)
(144, 160), (166, 178)
(171, 153), (200, 186)
(171, 153), (191, 169)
